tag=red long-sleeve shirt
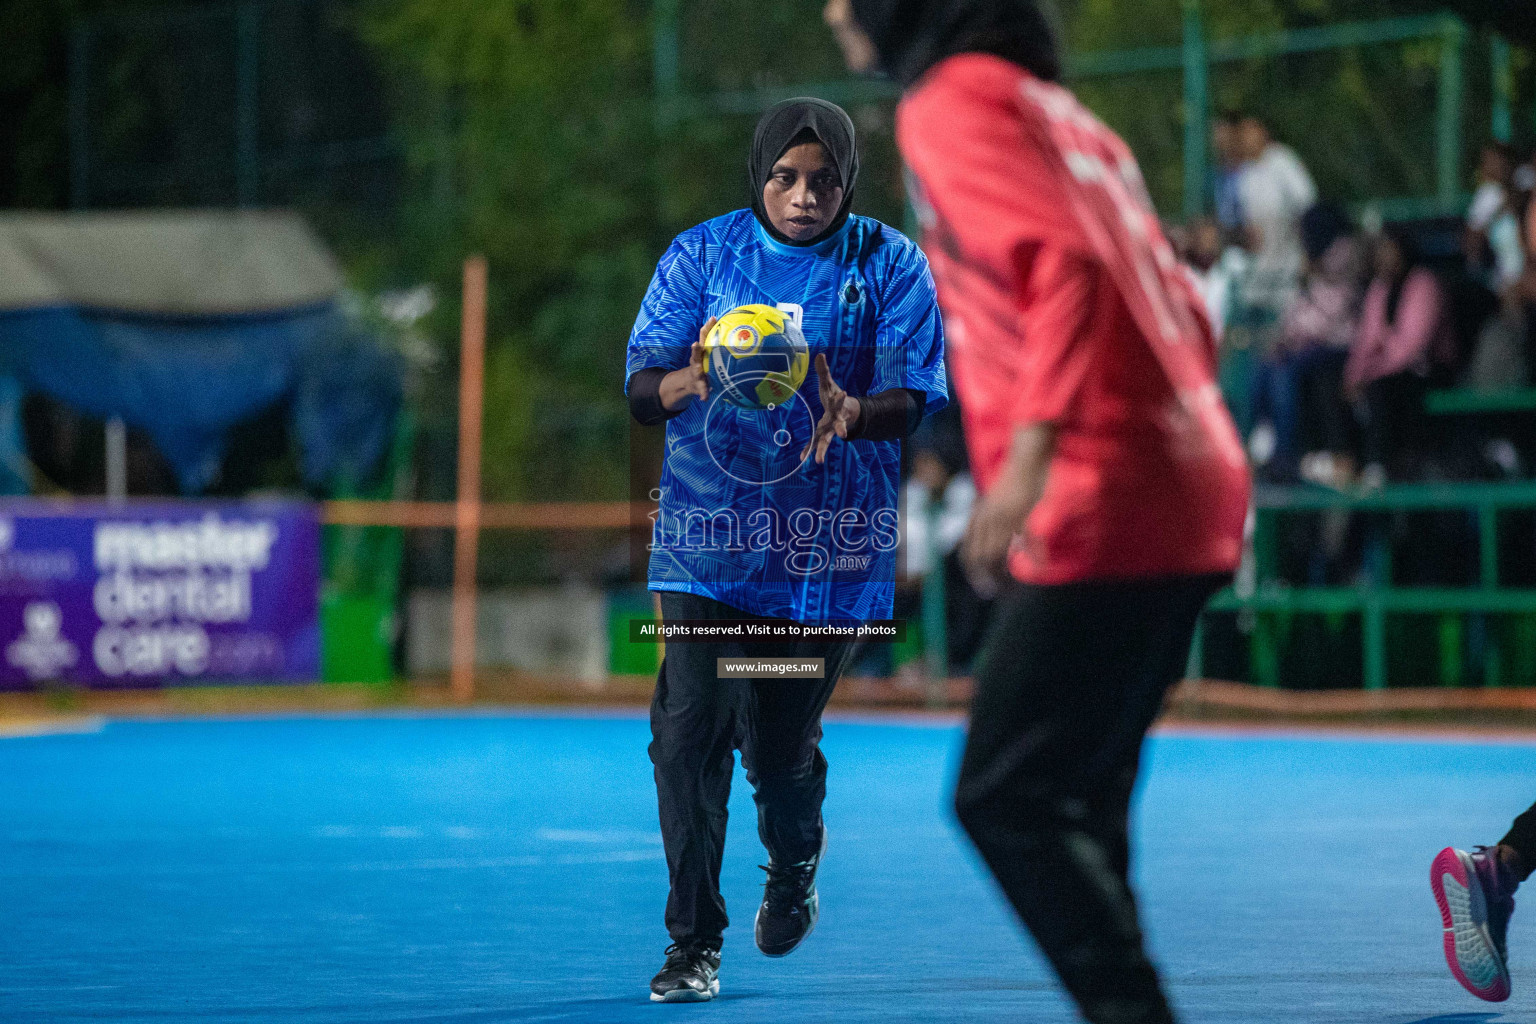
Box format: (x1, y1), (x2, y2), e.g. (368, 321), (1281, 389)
(897, 54), (1250, 585)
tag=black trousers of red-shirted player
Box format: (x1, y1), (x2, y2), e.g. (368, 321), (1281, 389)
(955, 573), (1228, 1024)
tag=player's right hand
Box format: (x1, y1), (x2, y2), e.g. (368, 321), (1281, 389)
(660, 317), (715, 411)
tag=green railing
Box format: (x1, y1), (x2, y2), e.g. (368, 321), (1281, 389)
(655, 4), (1524, 222)
(71, 4), (1526, 218)
(1195, 482), (1536, 690)
(1427, 388), (1536, 415)
(69, 0), (399, 210)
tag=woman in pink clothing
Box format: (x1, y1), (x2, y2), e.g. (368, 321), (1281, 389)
(1527, 190), (1536, 259)
(1346, 227), (1456, 480)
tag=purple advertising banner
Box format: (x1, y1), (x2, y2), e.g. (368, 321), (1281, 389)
(0, 500), (320, 688)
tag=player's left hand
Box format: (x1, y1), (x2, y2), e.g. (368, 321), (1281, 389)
(960, 482), (1029, 599)
(802, 353), (862, 465)
(961, 423), (1054, 598)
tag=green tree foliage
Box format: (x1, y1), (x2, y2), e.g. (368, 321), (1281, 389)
(357, 0), (663, 504)
(356, 0), (923, 509)
(0, 0), (213, 207)
(0, 0), (75, 207)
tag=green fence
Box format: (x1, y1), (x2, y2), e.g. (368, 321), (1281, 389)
(68, 0), (398, 211)
(655, 3), (1529, 221)
(74, 3), (1529, 221)
(1196, 482), (1536, 690)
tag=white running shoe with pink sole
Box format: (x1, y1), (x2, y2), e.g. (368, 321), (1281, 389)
(1431, 846), (1513, 1002)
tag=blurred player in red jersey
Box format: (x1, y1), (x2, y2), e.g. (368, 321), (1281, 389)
(827, 2), (1251, 1021)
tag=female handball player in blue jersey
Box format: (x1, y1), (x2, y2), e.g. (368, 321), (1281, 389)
(625, 97), (946, 1002)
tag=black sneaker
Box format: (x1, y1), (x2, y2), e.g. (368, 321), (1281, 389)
(754, 829), (826, 957)
(649, 943), (720, 1003)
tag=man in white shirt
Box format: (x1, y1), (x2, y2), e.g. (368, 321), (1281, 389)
(1466, 144), (1522, 292)
(1468, 143), (1516, 234)
(1236, 114), (1318, 319)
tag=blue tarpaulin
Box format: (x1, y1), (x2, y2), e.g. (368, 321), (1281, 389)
(0, 376), (25, 495)
(0, 212), (400, 495)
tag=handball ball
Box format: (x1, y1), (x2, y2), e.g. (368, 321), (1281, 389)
(704, 305), (810, 410)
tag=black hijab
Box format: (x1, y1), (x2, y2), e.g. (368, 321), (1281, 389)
(749, 98), (860, 247)
(1300, 203), (1353, 264)
(849, 0), (1063, 88)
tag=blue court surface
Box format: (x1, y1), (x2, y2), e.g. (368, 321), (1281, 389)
(1, 712), (1532, 1024)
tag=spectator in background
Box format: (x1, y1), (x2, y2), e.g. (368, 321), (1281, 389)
(1528, 163), (1536, 249)
(1491, 194), (1526, 300)
(1258, 204), (1366, 485)
(1464, 144), (1528, 302)
(1521, 174), (1536, 376)
(1509, 160), (1533, 261)
(899, 408), (993, 675)
(1515, 161), (1536, 224)
(1465, 168), (1534, 394)
(1293, 206), (1366, 477)
(1185, 217), (1236, 343)
(1248, 203), (1358, 480)
(1184, 214), (1258, 438)
(1467, 144), (1517, 265)
(1235, 114), (1317, 321)
(1212, 111), (1247, 237)
(1347, 227), (1456, 484)
(1506, 170), (1536, 383)
(1447, 146), (1519, 381)
(902, 410), (972, 585)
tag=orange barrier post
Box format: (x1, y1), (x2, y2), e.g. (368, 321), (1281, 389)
(452, 256), (488, 702)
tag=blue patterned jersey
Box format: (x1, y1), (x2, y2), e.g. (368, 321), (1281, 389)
(626, 210), (947, 622)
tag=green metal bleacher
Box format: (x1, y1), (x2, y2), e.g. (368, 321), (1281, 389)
(1425, 388), (1536, 415)
(1196, 477), (1536, 690)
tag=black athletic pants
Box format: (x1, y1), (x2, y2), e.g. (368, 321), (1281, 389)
(650, 591), (855, 949)
(955, 573), (1227, 1024)
(1501, 803), (1536, 883)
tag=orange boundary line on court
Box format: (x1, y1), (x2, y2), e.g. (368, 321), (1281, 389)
(319, 500), (650, 531)
(1155, 719), (1536, 744)
(0, 716), (107, 739)
(0, 497), (651, 532)
(1172, 679), (1536, 715)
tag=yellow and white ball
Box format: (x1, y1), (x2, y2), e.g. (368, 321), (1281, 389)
(703, 305), (810, 410)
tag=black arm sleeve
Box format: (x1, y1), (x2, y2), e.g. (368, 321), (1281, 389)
(632, 372), (924, 438)
(627, 367), (683, 427)
(846, 388), (926, 442)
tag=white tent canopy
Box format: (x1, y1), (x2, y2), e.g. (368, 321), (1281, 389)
(0, 210), (342, 315)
